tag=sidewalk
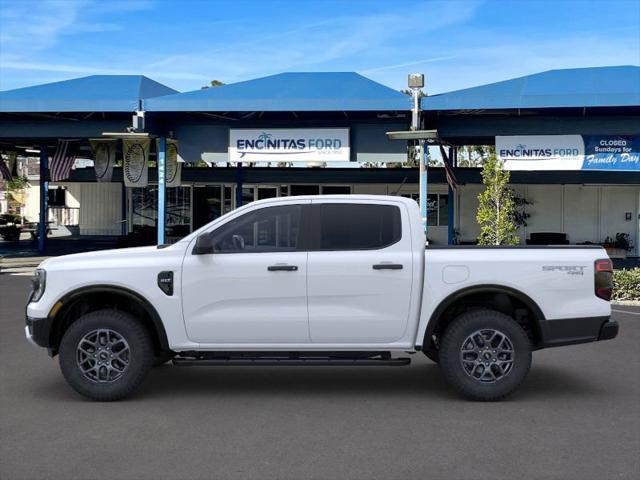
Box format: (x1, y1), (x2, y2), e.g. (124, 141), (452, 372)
(0, 256), (49, 274)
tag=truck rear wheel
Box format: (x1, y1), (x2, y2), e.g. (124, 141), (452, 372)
(58, 309), (154, 401)
(439, 309), (531, 401)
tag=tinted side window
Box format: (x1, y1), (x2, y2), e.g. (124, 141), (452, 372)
(211, 205), (301, 253)
(318, 204), (401, 250)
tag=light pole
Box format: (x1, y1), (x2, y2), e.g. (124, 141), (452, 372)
(408, 73), (427, 234)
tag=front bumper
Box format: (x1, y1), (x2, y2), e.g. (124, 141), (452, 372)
(25, 315), (53, 349)
(540, 316), (619, 348)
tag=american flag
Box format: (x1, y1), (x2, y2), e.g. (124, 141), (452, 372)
(0, 157), (12, 181)
(439, 145), (458, 190)
(49, 140), (78, 182)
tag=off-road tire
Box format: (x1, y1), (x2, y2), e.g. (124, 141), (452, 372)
(59, 309), (153, 401)
(439, 309), (532, 401)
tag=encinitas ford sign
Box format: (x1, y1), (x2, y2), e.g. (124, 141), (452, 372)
(497, 135), (640, 171)
(497, 135), (585, 170)
(229, 128), (350, 162)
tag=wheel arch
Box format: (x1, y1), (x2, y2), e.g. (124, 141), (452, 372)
(421, 284), (546, 351)
(48, 285), (170, 356)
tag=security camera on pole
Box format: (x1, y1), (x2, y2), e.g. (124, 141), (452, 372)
(408, 73), (427, 235)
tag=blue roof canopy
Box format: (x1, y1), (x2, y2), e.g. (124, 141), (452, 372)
(422, 66), (640, 111)
(145, 72), (411, 112)
(0, 75), (178, 113)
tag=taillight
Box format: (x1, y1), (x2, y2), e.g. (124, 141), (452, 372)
(594, 258), (613, 301)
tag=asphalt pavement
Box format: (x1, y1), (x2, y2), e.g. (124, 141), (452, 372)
(1, 274), (639, 480)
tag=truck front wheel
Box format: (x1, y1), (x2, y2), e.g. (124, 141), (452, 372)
(439, 309), (532, 401)
(58, 309), (154, 401)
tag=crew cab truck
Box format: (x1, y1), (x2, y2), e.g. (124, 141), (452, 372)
(25, 195), (619, 401)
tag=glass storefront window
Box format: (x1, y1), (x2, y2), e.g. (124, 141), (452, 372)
(131, 186), (191, 243)
(193, 186), (221, 230)
(131, 187), (157, 228)
(321, 185), (351, 195)
(290, 185), (320, 196)
(426, 194), (438, 226)
(403, 192), (449, 227)
(438, 194), (449, 227)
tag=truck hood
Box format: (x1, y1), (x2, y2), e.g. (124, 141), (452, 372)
(39, 245), (172, 270)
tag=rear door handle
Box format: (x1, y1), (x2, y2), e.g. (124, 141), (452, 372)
(372, 264), (403, 270)
(268, 265), (298, 272)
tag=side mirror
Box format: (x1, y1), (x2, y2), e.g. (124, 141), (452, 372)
(192, 233), (214, 255)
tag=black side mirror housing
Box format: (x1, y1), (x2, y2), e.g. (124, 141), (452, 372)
(192, 233), (214, 255)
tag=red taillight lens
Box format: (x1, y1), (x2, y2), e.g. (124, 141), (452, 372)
(595, 259), (613, 272)
(594, 258), (613, 301)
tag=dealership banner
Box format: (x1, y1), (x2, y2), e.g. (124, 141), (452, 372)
(229, 128), (350, 162)
(90, 139), (116, 182)
(496, 135), (585, 170)
(156, 138), (181, 187)
(582, 136), (640, 171)
(122, 138), (149, 187)
(497, 135), (640, 171)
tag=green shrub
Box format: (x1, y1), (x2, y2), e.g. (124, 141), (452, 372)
(612, 268), (640, 301)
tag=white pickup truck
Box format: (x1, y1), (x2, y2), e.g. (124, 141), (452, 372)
(26, 195), (618, 401)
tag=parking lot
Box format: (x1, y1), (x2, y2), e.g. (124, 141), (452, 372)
(1, 273), (638, 480)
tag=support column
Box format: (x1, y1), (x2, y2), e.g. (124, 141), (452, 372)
(235, 162), (243, 208)
(121, 183), (127, 236)
(38, 145), (48, 254)
(157, 137), (166, 245)
(447, 146), (456, 245)
(419, 140), (428, 235)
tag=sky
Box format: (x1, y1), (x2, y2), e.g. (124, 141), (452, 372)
(0, 0), (639, 94)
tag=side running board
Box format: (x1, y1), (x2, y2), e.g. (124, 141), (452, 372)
(173, 351), (411, 367)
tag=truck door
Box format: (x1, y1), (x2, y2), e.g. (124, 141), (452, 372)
(181, 201), (310, 344)
(306, 201), (413, 343)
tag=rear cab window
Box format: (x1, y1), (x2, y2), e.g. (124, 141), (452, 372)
(314, 203), (402, 251)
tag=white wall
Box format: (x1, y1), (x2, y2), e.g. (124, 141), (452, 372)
(599, 187), (639, 252)
(78, 182), (122, 235)
(562, 186), (599, 243)
(457, 183), (639, 255)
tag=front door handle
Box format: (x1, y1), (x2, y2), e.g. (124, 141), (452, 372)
(268, 265), (298, 272)
(372, 263), (403, 270)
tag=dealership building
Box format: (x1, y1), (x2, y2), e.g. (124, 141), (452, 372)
(0, 66), (639, 256)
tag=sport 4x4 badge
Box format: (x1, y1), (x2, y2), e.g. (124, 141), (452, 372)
(542, 265), (586, 276)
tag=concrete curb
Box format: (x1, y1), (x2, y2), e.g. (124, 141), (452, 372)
(612, 300), (640, 306)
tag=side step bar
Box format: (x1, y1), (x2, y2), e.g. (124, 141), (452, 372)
(173, 352), (411, 367)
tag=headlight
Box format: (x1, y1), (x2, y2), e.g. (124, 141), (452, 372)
(31, 268), (46, 303)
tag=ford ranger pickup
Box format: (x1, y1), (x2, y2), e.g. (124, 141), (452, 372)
(25, 195), (618, 401)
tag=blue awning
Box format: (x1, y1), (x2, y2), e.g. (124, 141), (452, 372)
(0, 75), (178, 113)
(422, 66), (640, 111)
(145, 72), (411, 112)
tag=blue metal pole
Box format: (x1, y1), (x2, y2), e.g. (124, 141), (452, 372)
(447, 146), (455, 245)
(157, 137), (166, 245)
(38, 145), (48, 254)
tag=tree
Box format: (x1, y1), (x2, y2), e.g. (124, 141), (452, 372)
(5, 175), (30, 215)
(201, 79), (225, 89)
(457, 145), (495, 167)
(476, 153), (519, 245)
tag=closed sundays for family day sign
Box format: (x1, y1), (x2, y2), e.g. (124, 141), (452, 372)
(229, 128), (350, 162)
(497, 135), (640, 171)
